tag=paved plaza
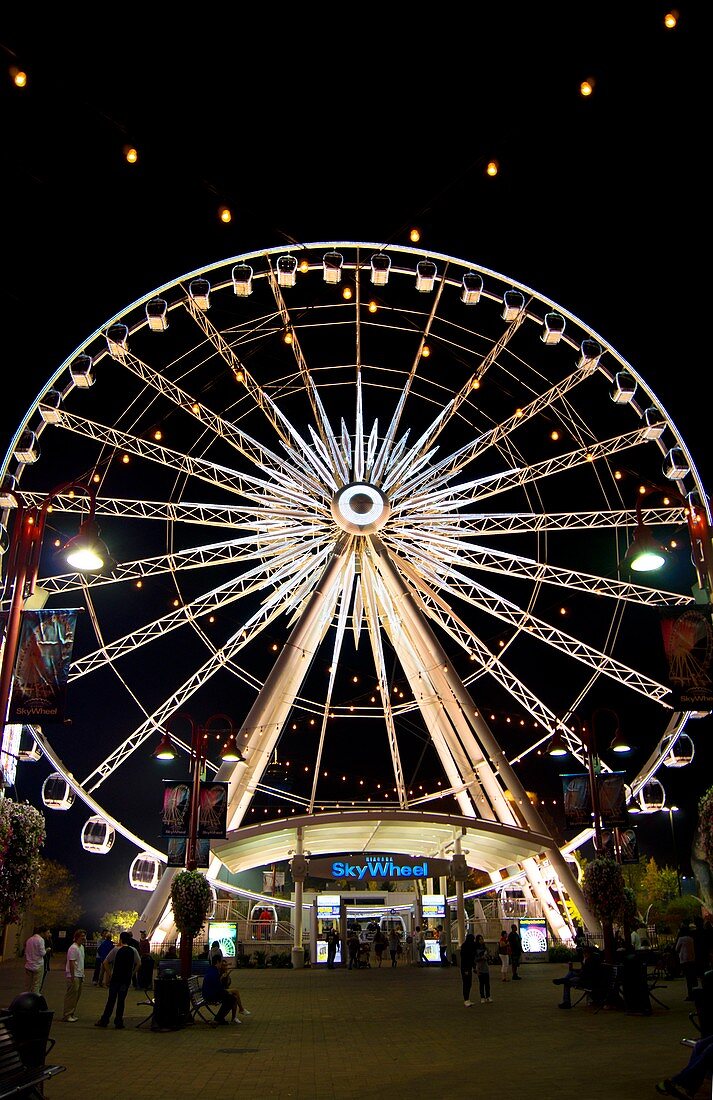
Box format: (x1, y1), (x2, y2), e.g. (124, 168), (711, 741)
(0, 952), (707, 1100)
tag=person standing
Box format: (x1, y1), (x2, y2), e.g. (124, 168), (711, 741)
(498, 929), (511, 982)
(460, 932), (476, 1007)
(373, 928), (387, 967)
(347, 929), (360, 970)
(62, 928), (86, 1022)
(475, 934), (492, 1003)
(415, 926), (427, 967)
(95, 931), (140, 1029)
(675, 922), (698, 1001)
(388, 928), (400, 968)
(437, 925), (449, 967)
(23, 927), (46, 994)
(326, 926), (340, 969)
(40, 928), (53, 992)
(93, 930), (114, 986)
(508, 923), (523, 980)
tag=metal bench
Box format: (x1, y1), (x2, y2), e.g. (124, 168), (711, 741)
(185, 975), (219, 1023)
(0, 1016), (65, 1100)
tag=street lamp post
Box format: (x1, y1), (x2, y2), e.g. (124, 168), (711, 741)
(666, 805), (682, 896)
(154, 713), (244, 978)
(549, 709), (630, 961)
(0, 480), (112, 749)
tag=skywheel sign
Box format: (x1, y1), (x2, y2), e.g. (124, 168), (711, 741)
(308, 856), (451, 881)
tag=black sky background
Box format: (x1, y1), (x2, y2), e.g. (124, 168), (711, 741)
(0, 7), (709, 926)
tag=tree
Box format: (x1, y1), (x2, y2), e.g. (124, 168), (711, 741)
(0, 799), (45, 926)
(31, 858), (81, 928)
(99, 909), (139, 937)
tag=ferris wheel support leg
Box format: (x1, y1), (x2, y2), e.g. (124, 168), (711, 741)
(369, 535), (600, 939)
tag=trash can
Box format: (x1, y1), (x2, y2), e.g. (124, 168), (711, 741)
(152, 977), (190, 1030)
(7, 992), (54, 1068)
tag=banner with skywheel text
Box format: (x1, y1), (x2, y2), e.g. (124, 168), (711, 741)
(8, 609), (80, 723)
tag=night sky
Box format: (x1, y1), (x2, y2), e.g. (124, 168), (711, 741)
(0, 8), (708, 927)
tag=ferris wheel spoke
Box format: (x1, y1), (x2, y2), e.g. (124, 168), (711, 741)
(391, 533), (692, 608)
(390, 355), (601, 499)
(39, 406), (286, 501)
(69, 539), (327, 679)
(268, 267), (350, 482)
(388, 551), (561, 737)
(405, 425), (654, 513)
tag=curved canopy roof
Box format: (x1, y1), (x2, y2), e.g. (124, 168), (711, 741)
(212, 809), (554, 877)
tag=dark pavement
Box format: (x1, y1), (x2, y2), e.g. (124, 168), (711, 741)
(0, 952), (707, 1100)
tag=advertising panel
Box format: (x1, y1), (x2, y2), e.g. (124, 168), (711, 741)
(317, 894), (341, 919)
(421, 894), (445, 918)
(519, 918), (548, 954)
(208, 921), (238, 958)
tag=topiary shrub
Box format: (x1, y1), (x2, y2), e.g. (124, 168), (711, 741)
(548, 943), (578, 963)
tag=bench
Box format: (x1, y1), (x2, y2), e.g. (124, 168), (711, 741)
(185, 975), (219, 1023)
(0, 1016), (66, 1100)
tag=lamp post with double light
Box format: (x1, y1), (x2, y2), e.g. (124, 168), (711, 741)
(0, 480), (113, 765)
(549, 709), (631, 960)
(625, 484), (713, 600)
(154, 712), (244, 976)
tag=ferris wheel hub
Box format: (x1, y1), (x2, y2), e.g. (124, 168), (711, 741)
(331, 482), (391, 534)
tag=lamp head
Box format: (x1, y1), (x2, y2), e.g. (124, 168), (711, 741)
(625, 509), (668, 573)
(153, 731), (177, 761)
(219, 733), (245, 763)
(62, 518), (115, 573)
(609, 725), (631, 753)
(547, 728), (568, 757)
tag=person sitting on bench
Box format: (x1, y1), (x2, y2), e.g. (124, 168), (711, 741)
(553, 944), (604, 1008)
(656, 1032), (713, 1098)
(202, 960), (239, 1025)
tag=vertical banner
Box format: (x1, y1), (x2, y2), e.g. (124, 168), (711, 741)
(197, 781), (228, 838)
(9, 609), (79, 723)
(561, 774), (590, 827)
(598, 773), (628, 828)
(603, 827), (639, 864)
(161, 781), (191, 836)
(660, 606), (713, 708)
(166, 837), (210, 867)
(561, 772), (628, 828)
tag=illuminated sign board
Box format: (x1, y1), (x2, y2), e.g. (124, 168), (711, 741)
(519, 918), (548, 954)
(308, 856), (450, 881)
(421, 894), (446, 918)
(317, 894), (341, 919)
(208, 921), (238, 957)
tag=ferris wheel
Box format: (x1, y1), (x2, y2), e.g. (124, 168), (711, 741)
(1, 241), (709, 909)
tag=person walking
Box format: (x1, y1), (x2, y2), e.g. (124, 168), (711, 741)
(95, 931), (140, 1029)
(460, 932), (476, 1006)
(388, 928), (400, 968)
(498, 929), (511, 982)
(23, 927), (46, 994)
(475, 934), (492, 1003)
(40, 928), (53, 992)
(508, 923), (523, 980)
(373, 928), (387, 967)
(93, 930), (114, 987)
(62, 928), (86, 1022)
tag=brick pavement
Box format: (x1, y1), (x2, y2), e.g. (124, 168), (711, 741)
(0, 953), (706, 1099)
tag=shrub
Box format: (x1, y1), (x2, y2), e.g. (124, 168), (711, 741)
(549, 943), (578, 963)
